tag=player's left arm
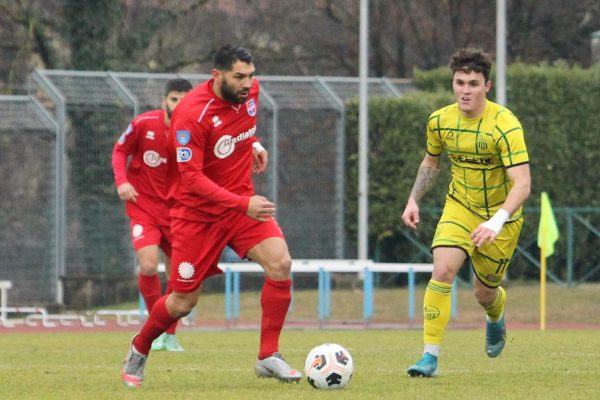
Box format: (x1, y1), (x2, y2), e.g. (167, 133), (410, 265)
(472, 113), (531, 246)
(252, 141), (268, 174)
(498, 163), (531, 215)
(471, 164), (531, 247)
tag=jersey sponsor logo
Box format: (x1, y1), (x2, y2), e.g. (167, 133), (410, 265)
(177, 261), (195, 281)
(176, 130), (191, 145)
(118, 124), (134, 144)
(213, 125), (257, 159)
(449, 153), (493, 165)
(143, 150), (167, 167)
(176, 147), (192, 162)
(145, 130), (155, 140)
(246, 99), (256, 116)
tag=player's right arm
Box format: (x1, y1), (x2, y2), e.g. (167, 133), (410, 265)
(112, 123), (139, 203)
(402, 153), (440, 229)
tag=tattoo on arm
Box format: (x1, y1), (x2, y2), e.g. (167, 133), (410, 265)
(410, 166), (440, 202)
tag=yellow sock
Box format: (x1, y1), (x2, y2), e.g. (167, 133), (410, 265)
(423, 279), (452, 346)
(485, 286), (506, 322)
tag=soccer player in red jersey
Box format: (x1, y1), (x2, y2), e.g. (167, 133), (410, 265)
(121, 45), (300, 388)
(112, 78), (192, 352)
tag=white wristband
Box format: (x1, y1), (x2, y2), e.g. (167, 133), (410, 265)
(480, 208), (510, 235)
(252, 141), (266, 153)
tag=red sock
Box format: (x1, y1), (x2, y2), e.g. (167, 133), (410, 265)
(258, 277), (292, 359)
(138, 274), (161, 313)
(133, 296), (178, 355)
(165, 283), (177, 335)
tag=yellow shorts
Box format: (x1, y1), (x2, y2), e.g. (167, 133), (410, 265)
(432, 196), (523, 287)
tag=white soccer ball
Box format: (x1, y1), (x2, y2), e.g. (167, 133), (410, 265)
(304, 343), (354, 390)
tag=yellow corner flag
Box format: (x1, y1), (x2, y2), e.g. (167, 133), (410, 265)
(537, 192), (560, 257)
(537, 192), (559, 330)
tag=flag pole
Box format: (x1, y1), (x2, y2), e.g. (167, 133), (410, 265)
(540, 247), (546, 331)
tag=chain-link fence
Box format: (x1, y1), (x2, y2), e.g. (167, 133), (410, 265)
(18, 70), (412, 306)
(0, 95), (58, 304)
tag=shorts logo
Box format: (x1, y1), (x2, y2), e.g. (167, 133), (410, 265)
(485, 274), (502, 283)
(177, 147), (192, 162)
(132, 224), (143, 238)
(178, 262), (195, 280)
(424, 305), (440, 320)
(246, 99), (256, 116)
(143, 150), (166, 167)
(176, 130), (191, 145)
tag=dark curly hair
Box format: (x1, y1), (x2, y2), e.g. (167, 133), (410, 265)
(449, 48), (492, 82)
(164, 78), (192, 96)
(214, 44), (254, 71)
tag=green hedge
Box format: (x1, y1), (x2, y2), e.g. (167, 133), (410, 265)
(345, 63), (600, 279)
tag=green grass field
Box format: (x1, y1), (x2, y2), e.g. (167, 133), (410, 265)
(1, 329), (599, 399)
(107, 282), (600, 326)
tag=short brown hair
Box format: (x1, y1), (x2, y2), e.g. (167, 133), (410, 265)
(449, 48), (492, 82)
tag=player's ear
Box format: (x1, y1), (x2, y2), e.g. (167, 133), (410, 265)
(211, 68), (222, 83)
(486, 80), (492, 93)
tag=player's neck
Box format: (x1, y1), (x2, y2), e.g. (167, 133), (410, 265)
(461, 99), (487, 119)
(212, 81), (225, 102)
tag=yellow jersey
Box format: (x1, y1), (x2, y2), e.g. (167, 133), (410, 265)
(426, 99), (529, 220)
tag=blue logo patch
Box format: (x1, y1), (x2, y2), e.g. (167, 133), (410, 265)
(176, 130), (191, 145)
(246, 99), (256, 117)
(176, 147), (192, 162)
(118, 124), (134, 144)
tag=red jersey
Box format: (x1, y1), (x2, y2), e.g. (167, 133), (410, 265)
(167, 79), (259, 222)
(112, 109), (170, 225)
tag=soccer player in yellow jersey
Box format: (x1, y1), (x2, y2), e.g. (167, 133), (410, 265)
(402, 48), (531, 377)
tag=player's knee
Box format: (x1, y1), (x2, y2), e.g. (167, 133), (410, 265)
(473, 286), (495, 306)
(168, 293), (198, 318)
(264, 254), (292, 280)
(138, 261), (158, 276)
(431, 266), (455, 284)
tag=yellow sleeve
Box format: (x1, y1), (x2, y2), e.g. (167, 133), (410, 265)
(426, 113), (443, 156)
(494, 110), (529, 167)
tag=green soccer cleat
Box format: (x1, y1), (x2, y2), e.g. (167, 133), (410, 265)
(486, 314), (506, 358)
(150, 333), (166, 351)
(164, 334), (184, 352)
(407, 352), (438, 378)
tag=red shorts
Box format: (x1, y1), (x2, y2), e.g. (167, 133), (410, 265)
(127, 202), (172, 256)
(169, 212), (285, 293)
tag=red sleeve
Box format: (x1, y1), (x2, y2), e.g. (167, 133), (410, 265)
(112, 142), (129, 187)
(174, 118), (249, 213)
(181, 170), (249, 213)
